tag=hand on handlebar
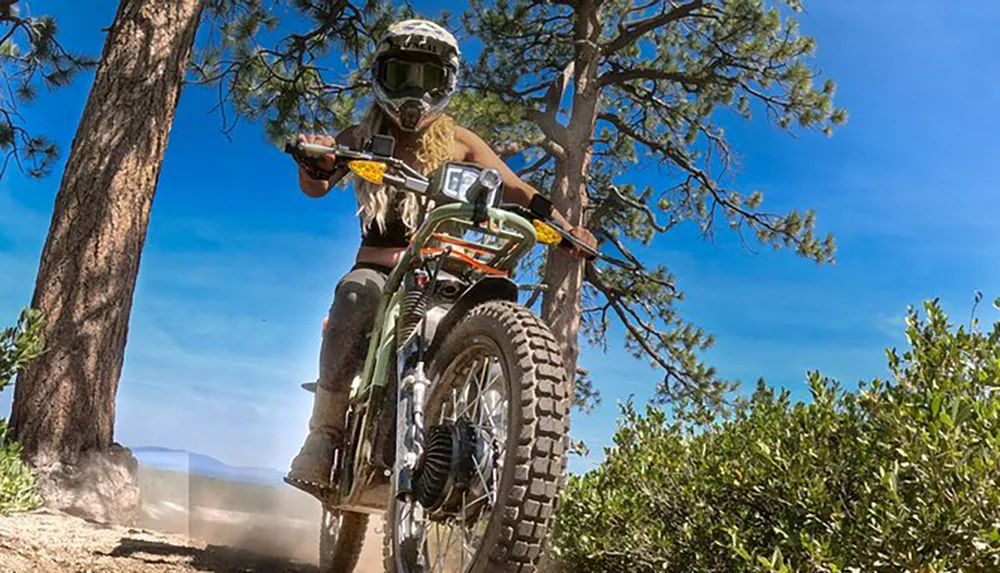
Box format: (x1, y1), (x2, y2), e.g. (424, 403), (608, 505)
(560, 225), (599, 260)
(295, 134), (338, 179)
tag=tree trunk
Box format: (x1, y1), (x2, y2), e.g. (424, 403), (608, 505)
(10, 0), (203, 472)
(541, 0), (602, 390)
(541, 154), (589, 388)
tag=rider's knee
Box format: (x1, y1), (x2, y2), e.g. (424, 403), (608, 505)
(334, 282), (378, 315)
(326, 282), (380, 339)
(335, 271), (382, 310)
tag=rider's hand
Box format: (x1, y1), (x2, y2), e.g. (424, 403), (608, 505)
(561, 225), (598, 260)
(297, 133), (337, 175)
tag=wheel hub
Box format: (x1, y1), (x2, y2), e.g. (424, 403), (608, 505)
(412, 419), (496, 515)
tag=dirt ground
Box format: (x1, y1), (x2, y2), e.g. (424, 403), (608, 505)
(0, 497), (385, 573)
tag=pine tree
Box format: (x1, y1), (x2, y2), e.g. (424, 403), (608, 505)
(10, 0), (203, 522)
(462, 0), (846, 421)
(196, 0), (847, 422)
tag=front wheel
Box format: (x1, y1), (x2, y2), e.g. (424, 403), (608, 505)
(319, 508), (368, 573)
(384, 300), (570, 573)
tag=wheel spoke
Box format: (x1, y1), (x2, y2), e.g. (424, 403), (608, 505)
(460, 493), (467, 572)
(462, 533), (476, 566)
(434, 523), (443, 571)
(461, 368), (502, 421)
(478, 398), (501, 440)
(457, 357), (490, 420)
(464, 490), (491, 507)
(405, 340), (515, 573)
(442, 522), (457, 572)
(473, 458), (495, 506)
(453, 359), (482, 420)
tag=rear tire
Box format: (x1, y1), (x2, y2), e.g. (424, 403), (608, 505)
(319, 508), (368, 573)
(383, 300), (570, 573)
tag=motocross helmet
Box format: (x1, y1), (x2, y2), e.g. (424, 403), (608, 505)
(372, 19), (460, 132)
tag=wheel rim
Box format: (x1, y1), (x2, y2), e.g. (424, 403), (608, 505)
(395, 338), (509, 573)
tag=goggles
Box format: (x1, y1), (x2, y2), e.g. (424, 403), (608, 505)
(375, 54), (451, 98)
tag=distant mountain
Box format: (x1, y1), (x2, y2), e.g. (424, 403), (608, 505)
(131, 446), (286, 486)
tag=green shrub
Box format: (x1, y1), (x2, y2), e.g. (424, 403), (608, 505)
(0, 308), (44, 514)
(553, 299), (1000, 573)
(1, 308), (45, 392)
(0, 419), (40, 513)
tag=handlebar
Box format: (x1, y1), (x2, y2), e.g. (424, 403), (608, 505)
(284, 137), (408, 186)
(284, 140), (376, 162)
(497, 204), (633, 266)
(284, 138), (629, 266)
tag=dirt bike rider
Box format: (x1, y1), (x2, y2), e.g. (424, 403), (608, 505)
(285, 19), (597, 501)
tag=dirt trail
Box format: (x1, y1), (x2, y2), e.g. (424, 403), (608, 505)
(0, 508), (295, 572)
(135, 499), (385, 570)
(0, 472), (387, 573)
(0, 508), (386, 573)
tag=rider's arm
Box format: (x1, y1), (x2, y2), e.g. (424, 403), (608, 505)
(456, 126), (576, 232)
(298, 127), (359, 198)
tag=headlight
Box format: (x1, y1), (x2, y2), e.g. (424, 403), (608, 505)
(478, 168), (502, 191)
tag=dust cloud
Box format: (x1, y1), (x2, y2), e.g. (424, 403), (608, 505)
(136, 463), (385, 570)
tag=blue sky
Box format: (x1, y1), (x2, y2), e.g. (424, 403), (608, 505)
(2, 1), (999, 474)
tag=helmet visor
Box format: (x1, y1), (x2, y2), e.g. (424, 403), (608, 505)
(376, 56), (450, 98)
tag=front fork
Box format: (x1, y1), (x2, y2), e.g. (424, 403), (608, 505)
(393, 251), (448, 547)
(395, 357), (428, 543)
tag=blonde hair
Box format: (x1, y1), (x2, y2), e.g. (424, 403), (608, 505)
(352, 106), (456, 233)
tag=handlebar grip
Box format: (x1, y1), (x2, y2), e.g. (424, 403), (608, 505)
(499, 203), (598, 260)
(560, 236), (598, 261)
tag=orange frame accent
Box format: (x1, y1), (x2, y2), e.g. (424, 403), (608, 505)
(428, 233), (500, 256)
(419, 247), (509, 277)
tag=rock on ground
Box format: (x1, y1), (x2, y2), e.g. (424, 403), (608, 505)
(31, 444), (141, 526)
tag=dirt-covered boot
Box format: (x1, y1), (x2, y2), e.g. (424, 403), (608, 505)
(284, 386), (349, 501)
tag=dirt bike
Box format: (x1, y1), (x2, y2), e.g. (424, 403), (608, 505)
(284, 135), (607, 573)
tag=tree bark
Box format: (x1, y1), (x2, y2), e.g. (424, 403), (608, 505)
(10, 0), (204, 467)
(541, 0), (602, 391)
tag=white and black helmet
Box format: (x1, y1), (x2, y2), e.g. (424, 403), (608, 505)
(371, 19), (460, 132)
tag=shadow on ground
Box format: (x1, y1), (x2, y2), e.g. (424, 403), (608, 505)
(102, 537), (320, 573)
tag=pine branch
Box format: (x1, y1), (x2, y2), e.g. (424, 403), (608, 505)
(525, 285), (544, 309)
(195, 0), (382, 136)
(607, 78), (736, 179)
(525, 108), (570, 152)
(600, 233), (646, 273)
(0, 10), (92, 179)
(544, 60), (575, 116)
(496, 137), (562, 162)
(522, 61), (575, 151)
(608, 185), (671, 233)
(585, 264), (702, 396)
(489, 81), (551, 98)
(596, 111), (825, 257)
(602, 0), (707, 56)
(518, 151), (554, 176)
(0, 21), (18, 47)
(497, 137), (544, 159)
(599, 66), (728, 89)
